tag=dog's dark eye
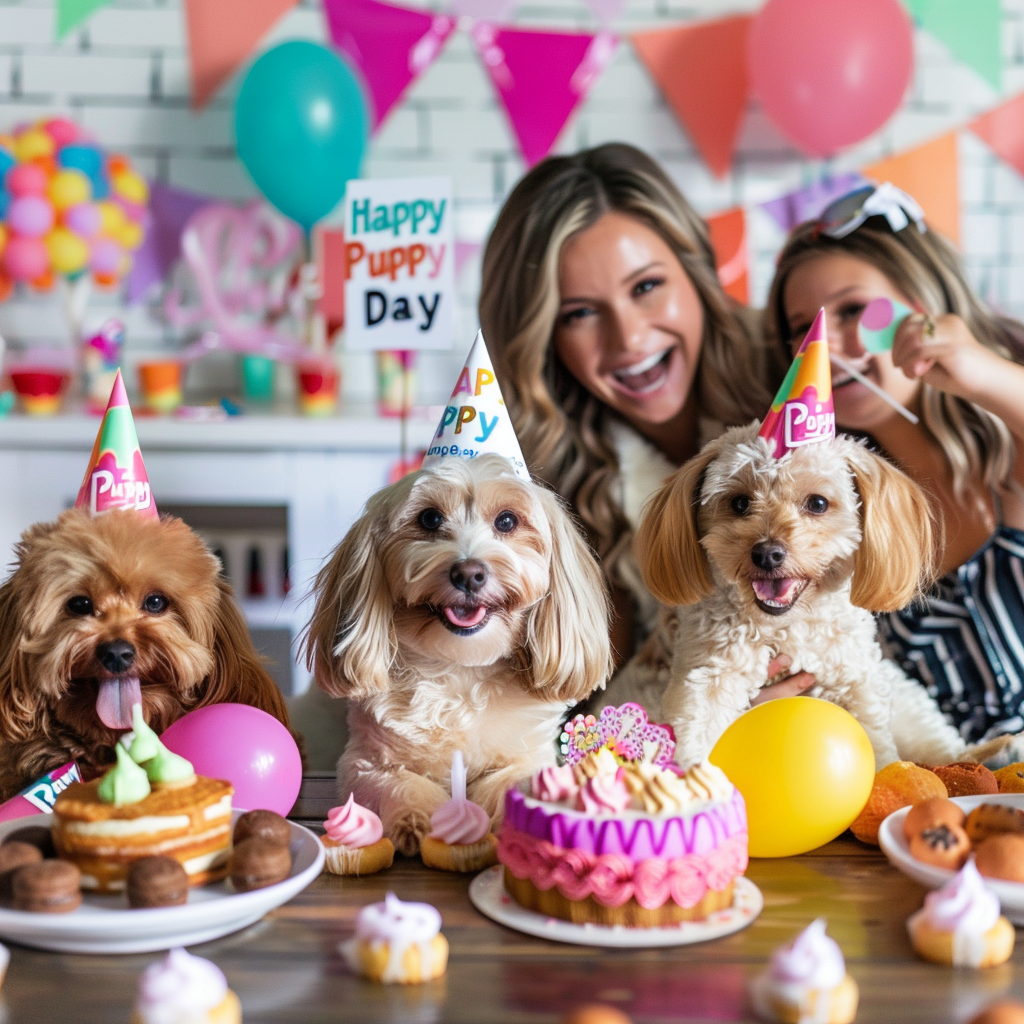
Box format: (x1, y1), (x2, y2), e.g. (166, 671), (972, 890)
(494, 511), (518, 534)
(418, 508), (444, 531)
(805, 495), (830, 515)
(66, 596), (93, 616)
(730, 495), (750, 516)
(142, 593), (169, 614)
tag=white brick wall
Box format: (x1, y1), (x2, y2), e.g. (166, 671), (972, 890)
(1, 0), (1024, 406)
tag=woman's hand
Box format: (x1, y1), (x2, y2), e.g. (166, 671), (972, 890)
(750, 654), (815, 706)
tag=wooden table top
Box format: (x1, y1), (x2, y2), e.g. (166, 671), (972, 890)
(4, 782), (1024, 1023)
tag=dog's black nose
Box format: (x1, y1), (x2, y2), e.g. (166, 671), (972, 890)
(450, 559), (488, 594)
(751, 541), (787, 571)
(96, 640), (136, 674)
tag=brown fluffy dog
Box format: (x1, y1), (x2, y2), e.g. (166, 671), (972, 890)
(0, 508), (291, 799)
(305, 453), (611, 855)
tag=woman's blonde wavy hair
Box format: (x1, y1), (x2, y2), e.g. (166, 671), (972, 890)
(767, 215), (1024, 499)
(480, 143), (770, 590)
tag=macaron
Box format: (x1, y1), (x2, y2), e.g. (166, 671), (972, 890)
(0, 842), (43, 902)
(4, 825), (56, 859)
(11, 860), (82, 913)
(230, 838), (292, 892)
(233, 810), (290, 848)
(126, 856), (190, 909)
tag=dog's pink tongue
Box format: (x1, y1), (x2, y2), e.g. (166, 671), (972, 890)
(752, 578), (798, 602)
(444, 605), (487, 628)
(96, 676), (142, 731)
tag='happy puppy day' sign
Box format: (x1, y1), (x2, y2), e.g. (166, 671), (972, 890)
(343, 177), (455, 350)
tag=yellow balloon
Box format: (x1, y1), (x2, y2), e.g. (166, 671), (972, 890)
(14, 128), (54, 162)
(97, 200), (126, 236)
(45, 228), (89, 275)
(48, 169), (91, 211)
(111, 169), (148, 206)
(709, 697), (875, 858)
(116, 220), (143, 250)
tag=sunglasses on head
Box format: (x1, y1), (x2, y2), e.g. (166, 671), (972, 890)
(816, 182), (927, 239)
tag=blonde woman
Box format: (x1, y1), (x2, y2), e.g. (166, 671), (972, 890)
(768, 183), (1024, 742)
(481, 143), (780, 674)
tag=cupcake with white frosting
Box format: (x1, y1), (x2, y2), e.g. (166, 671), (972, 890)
(907, 858), (1014, 968)
(321, 795), (395, 876)
(131, 948), (241, 1024)
(749, 919), (858, 1024)
(420, 751), (497, 873)
(342, 892), (449, 985)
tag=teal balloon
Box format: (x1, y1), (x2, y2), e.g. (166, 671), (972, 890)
(235, 41), (368, 231)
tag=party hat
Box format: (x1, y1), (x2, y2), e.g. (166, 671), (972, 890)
(421, 330), (530, 480)
(758, 308), (835, 457)
(74, 370), (158, 518)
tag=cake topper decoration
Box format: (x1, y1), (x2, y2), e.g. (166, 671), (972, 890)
(559, 702), (676, 768)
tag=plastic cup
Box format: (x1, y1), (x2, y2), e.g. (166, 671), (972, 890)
(241, 354), (275, 403)
(296, 360), (340, 417)
(138, 360), (183, 413)
(10, 369), (69, 416)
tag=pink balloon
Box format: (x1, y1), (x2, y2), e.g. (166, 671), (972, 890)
(89, 237), (123, 274)
(749, 0), (914, 157)
(2, 236), (49, 282)
(43, 118), (80, 147)
(64, 202), (101, 238)
(7, 163), (48, 198)
(160, 703), (302, 816)
(8, 196), (54, 238)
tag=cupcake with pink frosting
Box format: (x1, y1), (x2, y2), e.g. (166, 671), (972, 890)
(322, 794), (395, 877)
(907, 857), (1014, 968)
(131, 947), (241, 1024)
(749, 919), (858, 1024)
(420, 751), (498, 873)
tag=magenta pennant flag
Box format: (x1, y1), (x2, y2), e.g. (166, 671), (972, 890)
(323, 0), (455, 130)
(471, 24), (618, 167)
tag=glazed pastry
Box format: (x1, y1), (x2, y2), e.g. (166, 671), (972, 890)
(233, 810), (290, 848)
(909, 823), (971, 870)
(749, 918), (858, 1024)
(230, 837), (292, 892)
(131, 947), (241, 1024)
(974, 833), (1024, 882)
(903, 797), (965, 842)
(907, 858), (1014, 967)
(968, 1001), (1024, 1024)
(420, 751), (497, 873)
(341, 892), (448, 984)
(322, 795), (395, 876)
(4, 825), (56, 858)
(127, 856), (190, 909)
(927, 762), (999, 798)
(965, 803), (1024, 845)
(11, 859), (82, 914)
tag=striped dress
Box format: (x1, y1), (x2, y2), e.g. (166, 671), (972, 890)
(878, 524), (1024, 743)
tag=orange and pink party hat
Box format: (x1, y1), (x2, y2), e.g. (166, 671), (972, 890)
(758, 308), (835, 457)
(74, 370), (158, 518)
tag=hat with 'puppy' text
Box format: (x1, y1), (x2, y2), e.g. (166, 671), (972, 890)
(421, 330), (530, 480)
(758, 307), (835, 458)
(74, 370), (158, 519)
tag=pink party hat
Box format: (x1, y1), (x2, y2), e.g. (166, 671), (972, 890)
(74, 370), (158, 518)
(758, 308), (835, 457)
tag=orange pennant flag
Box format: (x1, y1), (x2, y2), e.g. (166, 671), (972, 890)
(631, 15), (751, 179)
(184, 0), (299, 110)
(707, 207), (749, 305)
(969, 92), (1024, 179)
(862, 132), (960, 244)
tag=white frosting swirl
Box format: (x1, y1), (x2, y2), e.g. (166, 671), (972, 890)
(768, 919), (846, 990)
(355, 892), (441, 944)
(920, 858), (1000, 935)
(135, 948), (228, 1024)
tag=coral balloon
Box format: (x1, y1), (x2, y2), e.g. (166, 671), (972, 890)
(7, 196), (54, 238)
(2, 235), (49, 282)
(160, 704), (302, 816)
(709, 697), (875, 857)
(749, 0), (914, 157)
(64, 202), (101, 238)
(46, 228), (89, 274)
(89, 237), (123, 274)
(49, 168), (91, 211)
(7, 163), (47, 197)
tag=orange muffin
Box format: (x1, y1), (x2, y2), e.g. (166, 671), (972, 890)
(975, 834), (1024, 883)
(903, 797), (965, 842)
(965, 803), (1024, 845)
(909, 823), (971, 870)
(927, 762), (999, 798)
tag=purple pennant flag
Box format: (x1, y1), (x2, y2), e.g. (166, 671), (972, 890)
(127, 182), (217, 304)
(759, 172), (869, 234)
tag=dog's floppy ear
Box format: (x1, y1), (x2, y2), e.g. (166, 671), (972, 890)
(303, 500), (395, 700)
(0, 570), (41, 743)
(845, 443), (936, 612)
(635, 444), (719, 606)
(524, 489), (612, 703)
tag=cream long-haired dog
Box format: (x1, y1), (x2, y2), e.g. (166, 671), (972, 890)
(0, 508), (292, 800)
(601, 423), (1016, 769)
(305, 453), (611, 855)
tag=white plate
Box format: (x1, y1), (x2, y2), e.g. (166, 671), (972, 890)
(468, 865), (762, 948)
(878, 793), (1024, 924)
(0, 811), (325, 953)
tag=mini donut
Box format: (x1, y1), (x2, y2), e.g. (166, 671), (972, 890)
(903, 797), (965, 842)
(909, 823), (971, 870)
(928, 762), (999, 798)
(974, 833), (1024, 883)
(965, 803), (1024, 845)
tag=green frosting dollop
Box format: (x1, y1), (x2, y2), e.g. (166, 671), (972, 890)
(98, 744), (152, 806)
(144, 745), (195, 784)
(128, 703), (161, 764)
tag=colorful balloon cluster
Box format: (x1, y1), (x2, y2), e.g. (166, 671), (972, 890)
(0, 118), (147, 299)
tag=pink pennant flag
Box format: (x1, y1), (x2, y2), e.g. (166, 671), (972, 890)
(471, 23), (618, 167)
(323, 0), (455, 130)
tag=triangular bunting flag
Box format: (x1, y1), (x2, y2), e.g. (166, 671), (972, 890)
(862, 132), (960, 243)
(905, 0), (1001, 91)
(184, 0), (299, 110)
(324, 0), (455, 130)
(471, 24), (618, 167)
(56, 0), (110, 39)
(422, 331), (530, 480)
(706, 208), (749, 305)
(969, 92), (1024, 179)
(759, 172), (870, 234)
(631, 15), (751, 179)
